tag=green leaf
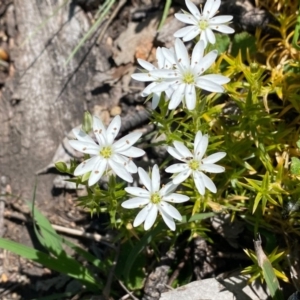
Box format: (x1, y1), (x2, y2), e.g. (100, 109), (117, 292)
(231, 32), (256, 59)
(291, 157), (300, 175)
(82, 111), (93, 133)
(157, 0), (172, 31)
(55, 161), (68, 173)
(180, 212), (215, 223)
(296, 139), (300, 149)
(0, 238), (100, 291)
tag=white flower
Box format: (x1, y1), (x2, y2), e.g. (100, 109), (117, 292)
(165, 131), (226, 195)
(131, 47), (174, 109)
(149, 38), (230, 110)
(69, 115), (145, 186)
(174, 0), (234, 47)
(122, 165), (189, 231)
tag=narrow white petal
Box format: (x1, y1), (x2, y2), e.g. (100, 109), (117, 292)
(151, 164), (160, 192)
(195, 134), (208, 160)
(150, 69), (179, 79)
(160, 202), (182, 221)
(182, 27), (201, 41)
(141, 82), (157, 96)
(196, 78), (224, 93)
(156, 47), (164, 69)
(113, 132), (142, 152)
(165, 163), (189, 173)
(205, 27), (216, 44)
(88, 158), (107, 186)
(151, 81), (176, 94)
(185, 0), (201, 18)
(173, 169), (192, 184)
(109, 159), (133, 182)
(133, 204), (151, 227)
(193, 171), (205, 195)
(173, 141), (193, 158)
(93, 116), (107, 145)
(167, 146), (185, 162)
(209, 15), (233, 24)
(175, 38), (190, 69)
(191, 41), (205, 68)
(200, 74), (230, 84)
(162, 47), (176, 65)
(199, 30), (208, 48)
(121, 197), (150, 208)
(131, 73), (154, 82)
(144, 205), (158, 230)
(106, 115), (121, 145)
(123, 157), (138, 173)
(138, 167), (151, 191)
(125, 187), (150, 197)
(74, 156), (101, 176)
(210, 24), (235, 34)
(194, 131), (203, 150)
(137, 59), (156, 71)
(201, 163), (225, 173)
(175, 13), (197, 25)
(200, 172), (217, 193)
(159, 208), (176, 231)
(195, 50), (217, 74)
(163, 193), (190, 203)
(168, 83), (185, 110)
(185, 84), (196, 110)
(152, 92), (161, 109)
(72, 128), (94, 144)
(202, 152), (226, 164)
(159, 182), (178, 196)
(68, 140), (99, 155)
(118, 147), (145, 158)
(174, 26), (197, 39)
(203, 0), (220, 18)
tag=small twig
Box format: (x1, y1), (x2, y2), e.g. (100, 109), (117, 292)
(97, 0), (127, 44)
(0, 176), (9, 238)
(118, 279), (139, 300)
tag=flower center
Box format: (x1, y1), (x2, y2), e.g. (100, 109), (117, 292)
(100, 146), (113, 159)
(188, 159), (200, 171)
(182, 71), (195, 84)
(199, 19), (208, 30)
(150, 192), (161, 204)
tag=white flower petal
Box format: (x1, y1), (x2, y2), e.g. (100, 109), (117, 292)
(195, 50), (217, 74)
(182, 27), (201, 41)
(109, 159), (133, 182)
(191, 41), (205, 68)
(200, 171), (217, 193)
(106, 115), (121, 145)
(185, 0), (201, 18)
(173, 141), (193, 158)
(131, 73), (154, 82)
(121, 197), (150, 208)
(205, 27), (216, 44)
(159, 207), (176, 231)
(193, 171), (205, 195)
(93, 116), (107, 145)
(196, 78), (224, 93)
(133, 204), (151, 227)
(113, 132), (142, 152)
(203, 0), (220, 19)
(141, 82), (157, 97)
(201, 163), (225, 173)
(162, 47), (176, 65)
(152, 92), (161, 109)
(200, 74), (230, 84)
(137, 59), (156, 71)
(144, 205), (158, 230)
(150, 69), (179, 79)
(160, 202), (182, 221)
(74, 156), (101, 176)
(194, 131), (203, 150)
(175, 38), (190, 69)
(199, 30), (209, 48)
(151, 81), (177, 93)
(151, 164), (160, 192)
(165, 163), (189, 173)
(167, 146), (185, 162)
(72, 128), (95, 144)
(172, 169), (192, 184)
(175, 13), (197, 25)
(163, 193), (190, 203)
(88, 158), (107, 186)
(195, 134), (208, 160)
(113, 155), (138, 173)
(156, 47), (165, 69)
(185, 84), (196, 110)
(168, 83), (185, 109)
(118, 147), (145, 158)
(202, 152), (226, 164)
(68, 140), (99, 155)
(138, 167), (152, 191)
(174, 25), (197, 39)
(125, 186), (150, 197)
(210, 24), (235, 34)
(159, 182), (178, 196)
(209, 15), (233, 24)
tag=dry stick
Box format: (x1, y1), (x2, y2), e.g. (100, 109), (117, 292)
(97, 0), (127, 44)
(4, 210), (114, 246)
(118, 279), (139, 300)
(0, 176), (8, 238)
